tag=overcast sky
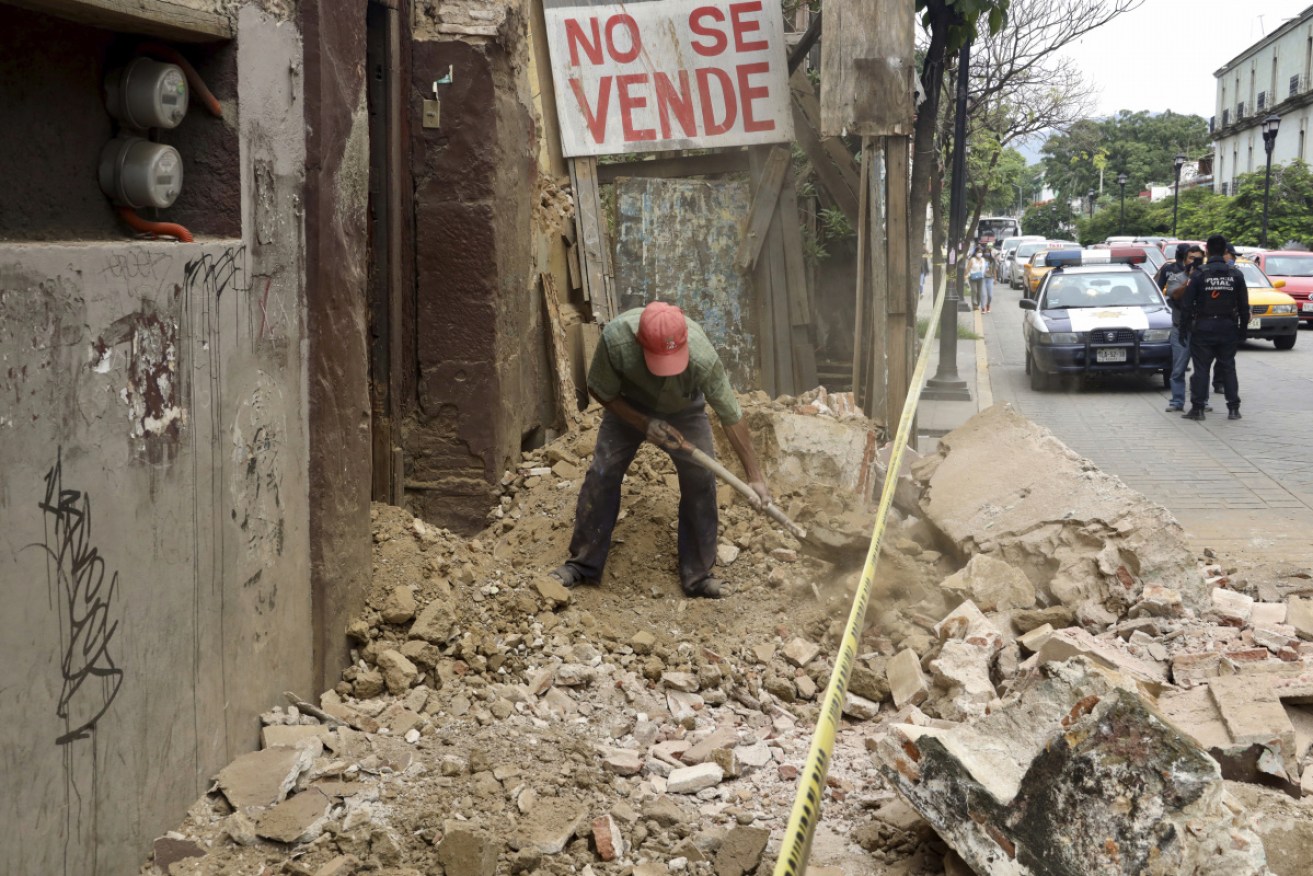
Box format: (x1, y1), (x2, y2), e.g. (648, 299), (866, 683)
(1062, 0), (1311, 119)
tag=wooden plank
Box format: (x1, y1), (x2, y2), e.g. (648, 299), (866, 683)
(4, 0), (233, 40)
(597, 150), (750, 183)
(777, 167), (818, 389)
(570, 157), (617, 319)
(736, 146), (791, 274)
(865, 142), (888, 420)
(819, 0), (915, 137)
(850, 139), (871, 400)
(790, 71), (861, 224)
(566, 243), (582, 291)
(884, 136), (913, 433)
(541, 273), (577, 431)
(750, 151), (779, 395)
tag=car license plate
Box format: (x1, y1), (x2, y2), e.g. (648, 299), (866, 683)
(1096, 348), (1127, 363)
(1303, 302), (1313, 312)
(1247, 318), (1262, 330)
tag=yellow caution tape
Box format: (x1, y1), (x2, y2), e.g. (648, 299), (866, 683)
(772, 265), (951, 876)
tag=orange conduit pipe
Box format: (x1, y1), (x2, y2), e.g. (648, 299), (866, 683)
(135, 42), (223, 118)
(118, 207), (194, 242)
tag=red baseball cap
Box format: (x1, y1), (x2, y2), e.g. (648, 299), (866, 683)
(637, 302), (690, 377)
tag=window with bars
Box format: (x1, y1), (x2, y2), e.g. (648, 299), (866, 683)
(1222, 109), (1230, 126)
(1257, 91), (1266, 110)
(1237, 101), (1246, 118)
(1221, 181), (1229, 195)
(1209, 116), (1215, 132)
(1293, 74), (1303, 96)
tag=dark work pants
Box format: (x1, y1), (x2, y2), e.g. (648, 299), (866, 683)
(562, 399), (719, 591)
(1189, 320), (1240, 408)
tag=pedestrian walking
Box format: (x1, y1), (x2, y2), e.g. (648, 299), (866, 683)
(980, 247), (996, 313)
(967, 250), (986, 311)
(920, 248), (931, 297)
(1180, 235), (1248, 421)
(1155, 243), (1204, 412)
(551, 302), (771, 598)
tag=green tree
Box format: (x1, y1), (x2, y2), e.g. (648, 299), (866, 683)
(1041, 111), (1210, 199)
(1022, 198), (1075, 239)
(1224, 161), (1313, 247)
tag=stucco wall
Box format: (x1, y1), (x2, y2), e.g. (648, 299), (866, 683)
(0, 6), (311, 874)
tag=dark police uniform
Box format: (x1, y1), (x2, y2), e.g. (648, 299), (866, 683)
(1180, 256), (1248, 414)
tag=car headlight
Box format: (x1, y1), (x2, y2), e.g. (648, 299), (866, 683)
(1141, 329), (1171, 342)
(1272, 304), (1297, 314)
(1039, 332), (1082, 345)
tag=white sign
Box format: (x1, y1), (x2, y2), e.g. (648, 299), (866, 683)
(544, 0), (794, 157)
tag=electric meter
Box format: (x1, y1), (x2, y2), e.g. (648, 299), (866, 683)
(98, 137), (184, 209)
(105, 58), (189, 130)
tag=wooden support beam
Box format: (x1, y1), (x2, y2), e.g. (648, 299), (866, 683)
(790, 71), (861, 224)
(736, 146), (791, 274)
(884, 136), (913, 433)
(777, 169), (818, 389)
(4, 0), (233, 40)
(865, 142), (888, 420)
(597, 150), (750, 184)
(569, 157), (617, 321)
(818, 0), (914, 137)
(850, 139), (872, 399)
(541, 273), (577, 432)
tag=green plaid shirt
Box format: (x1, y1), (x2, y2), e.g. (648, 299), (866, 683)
(587, 308), (743, 425)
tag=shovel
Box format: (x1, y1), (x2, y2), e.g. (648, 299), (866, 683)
(667, 437), (871, 566)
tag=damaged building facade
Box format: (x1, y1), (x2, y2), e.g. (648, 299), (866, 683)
(0, 0), (564, 871)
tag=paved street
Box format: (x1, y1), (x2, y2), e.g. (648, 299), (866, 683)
(979, 282), (1313, 563)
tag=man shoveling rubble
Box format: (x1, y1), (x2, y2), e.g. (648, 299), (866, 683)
(551, 301), (771, 599)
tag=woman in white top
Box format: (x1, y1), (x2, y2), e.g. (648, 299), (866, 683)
(967, 250), (987, 311)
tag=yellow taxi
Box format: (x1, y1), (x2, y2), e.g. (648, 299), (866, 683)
(1024, 250), (1056, 297)
(1235, 259), (1299, 350)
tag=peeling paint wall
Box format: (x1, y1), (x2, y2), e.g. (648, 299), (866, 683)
(0, 6), (312, 875)
(614, 177), (757, 390)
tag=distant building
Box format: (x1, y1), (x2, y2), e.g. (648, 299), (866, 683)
(1212, 6), (1313, 194)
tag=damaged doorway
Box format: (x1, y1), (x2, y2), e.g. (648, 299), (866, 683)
(366, 0), (407, 502)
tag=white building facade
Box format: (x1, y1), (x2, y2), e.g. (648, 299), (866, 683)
(1213, 5), (1313, 194)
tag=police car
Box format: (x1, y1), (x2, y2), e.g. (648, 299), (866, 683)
(1019, 249), (1173, 391)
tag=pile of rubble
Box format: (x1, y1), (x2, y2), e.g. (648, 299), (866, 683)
(144, 404), (1313, 876)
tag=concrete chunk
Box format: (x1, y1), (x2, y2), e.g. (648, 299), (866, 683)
(215, 746), (313, 809)
(1213, 588), (1255, 624)
(437, 826), (500, 876)
(877, 658), (1270, 876)
(592, 814), (624, 861)
(782, 637), (821, 668)
(940, 554), (1036, 612)
(255, 788), (333, 843)
(1017, 624), (1053, 654)
(888, 648), (929, 708)
(1030, 626), (1168, 686)
(377, 648), (419, 694)
(1209, 675), (1298, 772)
(712, 826), (770, 876)
(667, 762), (723, 794)
(410, 596), (459, 644)
(511, 801), (586, 854)
(1287, 596), (1313, 640)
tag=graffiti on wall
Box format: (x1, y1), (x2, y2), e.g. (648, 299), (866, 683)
(36, 448), (124, 745)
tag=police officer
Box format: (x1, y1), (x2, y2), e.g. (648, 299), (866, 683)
(1180, 235), (1248, 421)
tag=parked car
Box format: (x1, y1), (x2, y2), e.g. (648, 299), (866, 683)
(997, 235), (1043, 285)
(1157, 239), (1205, 256)
(1010, 240), (1077, 289)
(1250, 251), (1313, 325)
(1020, 262), (1172, 391)
(1235, 259), (1299, 349)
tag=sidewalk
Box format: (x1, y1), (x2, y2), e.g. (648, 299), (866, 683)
(914, 285), (993, 450)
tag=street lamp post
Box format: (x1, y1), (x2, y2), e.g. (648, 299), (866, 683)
(924, 39), (973, 403)
(1117, 172), (1128, 235)
(1261, 113), (1282, 247)
(1012, 183), (1024, 217)
(1172, 152), (1186, 237)
(1087, 188), (1096, 218)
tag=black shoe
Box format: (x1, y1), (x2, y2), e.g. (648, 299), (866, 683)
(683, 577), (726, 599)
(1165, 404), (1184, 412)
(1183, 407), (1206, 421)
(550, 564), (597, 589)
(1228, 407), (1242, 420)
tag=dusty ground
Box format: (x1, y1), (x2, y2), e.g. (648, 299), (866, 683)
(145, 401), (1313, 876)
(149, 399), (963, 876)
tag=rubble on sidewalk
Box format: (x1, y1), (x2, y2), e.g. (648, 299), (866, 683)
(144, 403), (1313, 876)
(879, 658), (1272, 875)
